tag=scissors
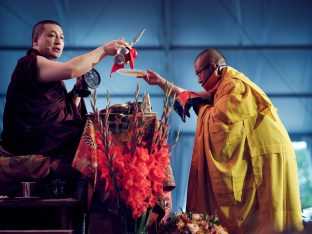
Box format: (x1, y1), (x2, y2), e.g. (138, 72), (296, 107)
(122, 27), (146, 50)
(129, 27), (146, 48)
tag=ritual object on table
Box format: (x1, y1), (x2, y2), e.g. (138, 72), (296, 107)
(103, 93), (151, 115)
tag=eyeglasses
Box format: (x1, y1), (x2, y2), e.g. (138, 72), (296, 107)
(195, 63), (213, 76)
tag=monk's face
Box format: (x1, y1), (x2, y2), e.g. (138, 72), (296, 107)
(194, 57), (211, 85)
(33, 23), (64, 60)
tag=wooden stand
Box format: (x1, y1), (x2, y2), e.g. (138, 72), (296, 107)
(0, 198), (86, 234)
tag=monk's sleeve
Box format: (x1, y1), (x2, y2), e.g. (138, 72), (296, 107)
(67, 90), (88, 122)
(173, 91), (211, 122)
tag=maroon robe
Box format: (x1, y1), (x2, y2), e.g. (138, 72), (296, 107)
(1, 49), (87, 164)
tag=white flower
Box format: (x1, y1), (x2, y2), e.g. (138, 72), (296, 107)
(186, 223), (200, 233)
(192, 213), (204, 221)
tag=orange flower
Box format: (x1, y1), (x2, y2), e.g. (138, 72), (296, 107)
(96, 112), (172, 219)
(135, 147), (150, 162)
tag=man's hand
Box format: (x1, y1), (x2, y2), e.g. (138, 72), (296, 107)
(137, 69), (166, 86)
(103, 39), (129, 56)
(137, 69), (187, 98)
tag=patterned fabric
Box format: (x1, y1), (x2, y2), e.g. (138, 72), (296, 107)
(0, 146), (61, 183)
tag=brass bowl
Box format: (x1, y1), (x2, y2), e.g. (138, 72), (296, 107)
(109, 104), (130, 114)
(99, 102), (143, 114)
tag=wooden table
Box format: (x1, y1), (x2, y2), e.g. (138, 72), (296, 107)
(0, 198), (85, 234)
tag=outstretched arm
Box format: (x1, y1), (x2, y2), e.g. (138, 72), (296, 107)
(138, 69), (187, 98)
(139, 69), (213, 121)
(36, 39), (129, 83)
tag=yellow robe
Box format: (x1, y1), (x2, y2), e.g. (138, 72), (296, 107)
(187, 66), (303, 233)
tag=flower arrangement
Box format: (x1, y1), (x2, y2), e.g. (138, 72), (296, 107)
(90, 83), (179, 233)
(159, 210), (228, 234)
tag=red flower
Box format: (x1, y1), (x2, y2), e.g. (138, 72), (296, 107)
(96, 119), (172, 219)
(136, 147), (150, 162)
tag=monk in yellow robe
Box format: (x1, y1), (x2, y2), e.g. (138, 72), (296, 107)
(139, 48), (303, 234)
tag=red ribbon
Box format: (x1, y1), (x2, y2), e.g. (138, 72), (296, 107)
(110, 48), (137, 77)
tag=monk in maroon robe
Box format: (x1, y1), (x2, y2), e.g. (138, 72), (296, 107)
(1, 19), (129, 164)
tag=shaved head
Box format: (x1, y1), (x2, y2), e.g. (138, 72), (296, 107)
(32, 19), (61, 42)
(195, 48), (226, 66)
